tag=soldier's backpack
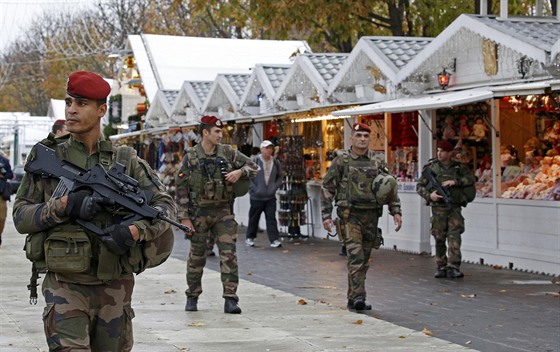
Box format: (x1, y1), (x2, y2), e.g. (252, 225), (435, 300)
(114, 146), (174, 270)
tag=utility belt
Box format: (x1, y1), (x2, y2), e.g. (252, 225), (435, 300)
(334, 208), (384, 249)
(24, 224), (145, 281)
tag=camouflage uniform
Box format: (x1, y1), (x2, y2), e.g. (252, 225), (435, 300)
(13, 135), (176, 351)
(176, 143), (257, 301)
(416, 159), (476, 270)
(321, 149), (401, 303)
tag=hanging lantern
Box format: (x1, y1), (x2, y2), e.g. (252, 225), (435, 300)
(437, 68), (451, 89)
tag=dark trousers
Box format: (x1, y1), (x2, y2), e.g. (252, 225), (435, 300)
(246, 198), (280, 243)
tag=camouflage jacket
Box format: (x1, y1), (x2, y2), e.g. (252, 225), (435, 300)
(416, 159), (477, 207)
(13, 134), (177, 282)
(175, 143), (258, 219)
(321, 148), (401, 220)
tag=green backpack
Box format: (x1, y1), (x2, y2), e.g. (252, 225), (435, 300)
(114, 146), (174, 270)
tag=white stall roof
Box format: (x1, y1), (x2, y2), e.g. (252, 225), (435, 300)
(128, 34), (310, 102)
(333, 89), (493, 116)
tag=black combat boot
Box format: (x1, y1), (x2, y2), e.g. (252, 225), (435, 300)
(447, 267), (464, 279)
(434, 268), (447, 278)
(346, 298), (371, 310)
(185, 297), (198, 311)
(224, 298), (242, 314)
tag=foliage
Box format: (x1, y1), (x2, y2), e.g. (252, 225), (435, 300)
(0, 0), (555, 114)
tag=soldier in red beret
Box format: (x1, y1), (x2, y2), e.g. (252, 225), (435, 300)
(176, 115), (259, 314)
(352, 122), (371, 133)
(416, 140), (476, 279)
(13, 71), (177, 351)
(321, 120), (402, 311)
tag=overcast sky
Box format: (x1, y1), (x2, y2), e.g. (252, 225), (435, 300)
(0, 0), (96, 51)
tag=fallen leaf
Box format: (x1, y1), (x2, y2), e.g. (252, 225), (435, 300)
(430, 302), (439, 306)
(499, 289), (507, 292)
(246, 272), (253, 276)
(298, 299), (307, 305)
(399, 335), (406, 339)
(492, 265), (503, 270)
(352, 320), (363, 325)
(461, 294), (477, 298)
(421, 328), (432, 336)
(164, 289), (176, 294)
(499, 308), (507, 311)
(282, 250), (289, 253)
(293, 242), (302, 246)
(188, 322), (206, 327)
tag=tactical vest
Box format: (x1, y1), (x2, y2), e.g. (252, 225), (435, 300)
(428, 160), (475, 206)
(183, 144), (237, 207)
(335, 150), (381, 210)
(24, 134), (172, 281)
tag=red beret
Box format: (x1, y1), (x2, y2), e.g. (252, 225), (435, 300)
(53, 119), (66, 125)
(200, 115), (224, 128)
(352, 123), (371, 133)
(66, 71), (111, 100)
(437, 140), (454, 152)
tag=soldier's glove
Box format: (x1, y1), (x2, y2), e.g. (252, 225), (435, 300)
(65, 190), (110, 220)
(101, 225), (136, 255)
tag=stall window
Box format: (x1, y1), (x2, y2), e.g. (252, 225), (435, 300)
(435, 102), (493, 197)
(499, 93), (560, 200)
(373, 112), (419, 182)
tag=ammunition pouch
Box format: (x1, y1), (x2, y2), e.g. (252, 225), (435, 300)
(44, 228), (92, 274)
(97, 243), (122, 281)
(373, 227), (384, 250)
(24, 232), (47, 271)
(335, 218), (350, 242)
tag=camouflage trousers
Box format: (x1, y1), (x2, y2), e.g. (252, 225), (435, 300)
(186, 206), (239, 300)
(0, 199), (6, 237)
(338, 208), (381, 302)
(430, 206), (465, 270)
(42, 272), (135, 351)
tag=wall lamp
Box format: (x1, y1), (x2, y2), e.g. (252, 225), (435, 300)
(437, 58), (456, 90)
(257, 92), (264, 102)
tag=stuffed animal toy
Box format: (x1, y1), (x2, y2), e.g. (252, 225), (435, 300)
(472, 117), (488, 141)
(458, 116), (470, 139)
(442, 116), (456, 140)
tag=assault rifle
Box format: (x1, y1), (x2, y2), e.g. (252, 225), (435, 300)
(421, 167), (452, 206)
(25, 143), (191, 235)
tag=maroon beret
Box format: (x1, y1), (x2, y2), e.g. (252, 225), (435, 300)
(352, 122), (371, 133)
(66, 71), (111, 100)
(53, 119), (66, 125)
(437, 140), (454, 152)
(200, 115), (224, 128)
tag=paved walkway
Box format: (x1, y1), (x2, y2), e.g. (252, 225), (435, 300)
(1, 206), (473, 352)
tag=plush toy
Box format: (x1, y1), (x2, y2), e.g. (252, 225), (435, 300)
(472, 117), (488, 141)
(458, 116), (471, 139)
(442, 116), (456, 140)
